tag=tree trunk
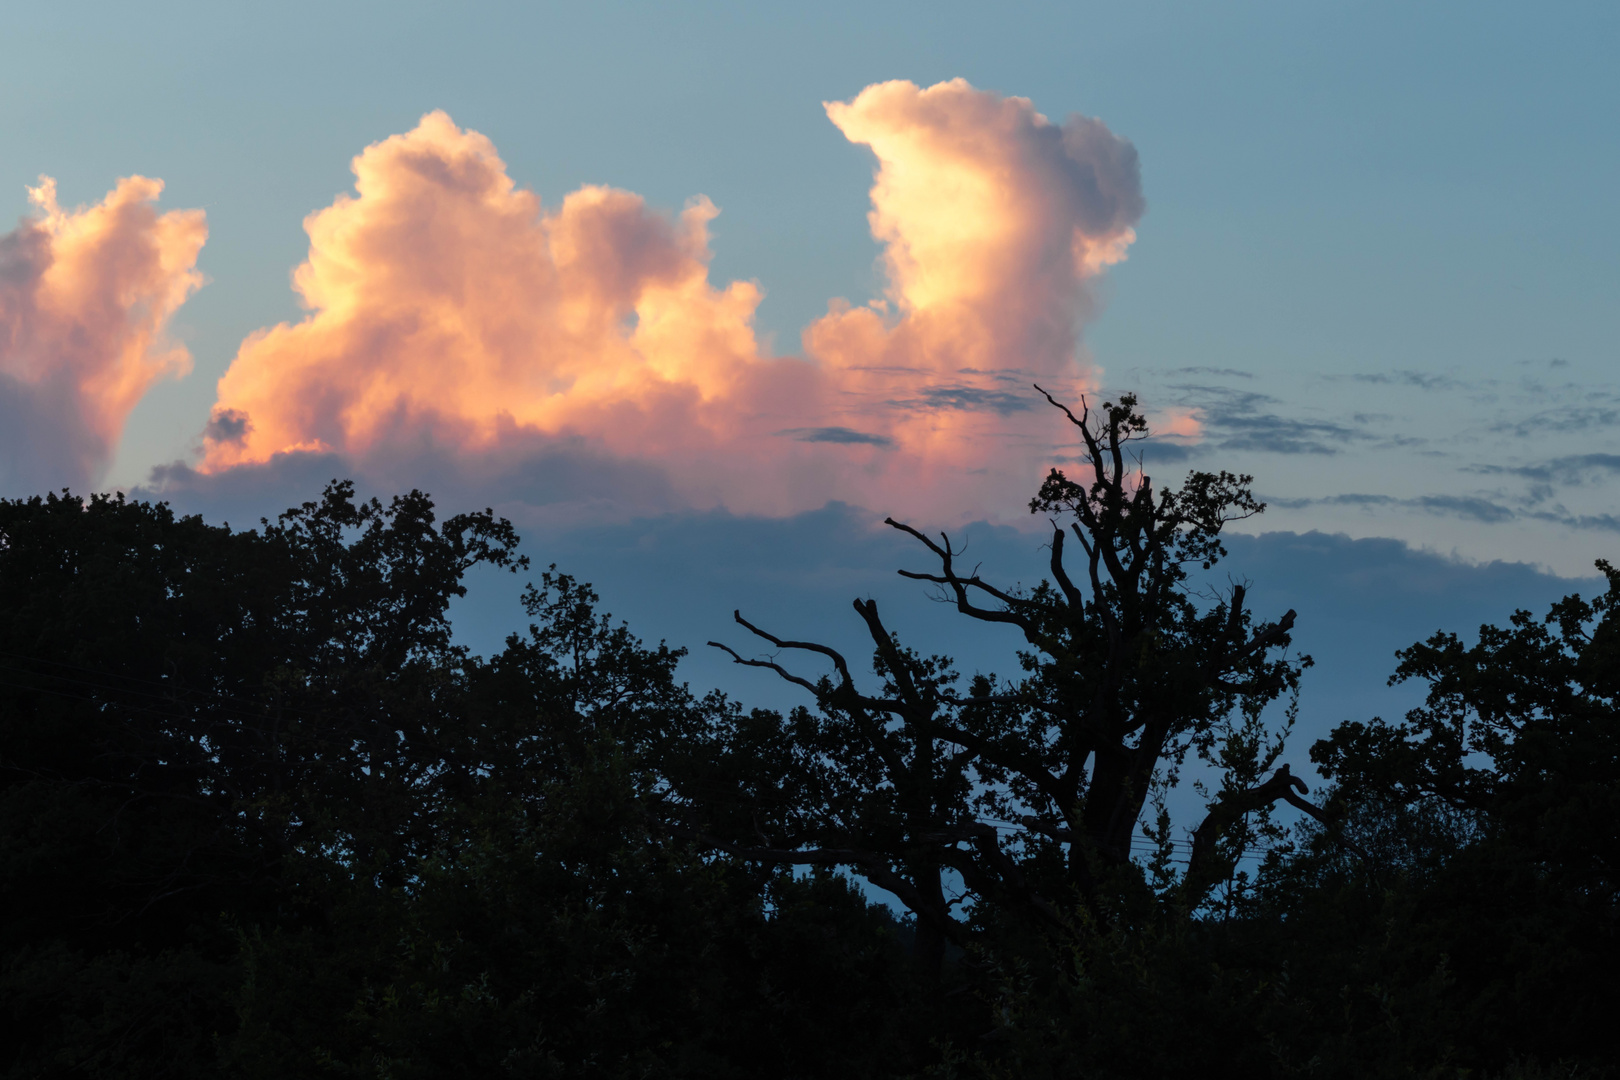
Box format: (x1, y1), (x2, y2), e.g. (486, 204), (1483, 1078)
(1082, 748), (1140, 863)
(912, 918), (947, 980)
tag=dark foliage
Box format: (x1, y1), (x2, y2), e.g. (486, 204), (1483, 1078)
(0, 485), (922, 1078)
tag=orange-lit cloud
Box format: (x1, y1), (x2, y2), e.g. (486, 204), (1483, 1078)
(1155, 406), (1203, 439)
(803, 78), (1143, 493)
(197, 80), (1144, 520)
(0, 177), (206, 491)
(811, 78), (1139, 377)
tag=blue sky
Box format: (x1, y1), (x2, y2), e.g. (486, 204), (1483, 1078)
(7, 1), (1617, 565)
(3, 0), (1616, 789)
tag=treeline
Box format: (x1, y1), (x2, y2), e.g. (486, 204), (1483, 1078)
(1, 397), (1615, 1078)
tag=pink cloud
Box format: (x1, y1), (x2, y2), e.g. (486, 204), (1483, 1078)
(189, 80), (1145, 520)
(0, 177), (206, 491)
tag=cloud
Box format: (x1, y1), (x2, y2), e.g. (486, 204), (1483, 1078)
(0, 177), (206, 492)
(1344, 371), (1467, 391)
(806, 78), (1141, 377)
(1508, 404), (1620, 438)
(1529, 510), (1620, 533)
(780, 427), (895, 447)
(1412, 494), (1517, 524)
(1219, 416), (1364, 456)
(1468, 452), (1620, 485)
(1168, 366), (1254, 379)
(903, 386), (1037, 414)
(185, 82), (1142, 521)
(1132, 439), (1200, 464)
(1166, 384), (1369, 456)
(1267, 491), (1620, 531)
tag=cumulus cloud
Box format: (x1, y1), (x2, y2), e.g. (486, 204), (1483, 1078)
(808, 78), (1140, 378)
(186, 80), (1142, 519)
(0, 177), (206, 492)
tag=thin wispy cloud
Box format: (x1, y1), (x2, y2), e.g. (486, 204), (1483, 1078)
(1269, 491), (1620, 533)
(1467, 453), (1620, 484)
(903, 386), (1038, 414)
(1167, 366), (1254, 379)
(1345, 371), (1468, 392)
(1164, 384), (1373, 456)
(779, 426), (895, 447)
(1506, 404), (1620, 438)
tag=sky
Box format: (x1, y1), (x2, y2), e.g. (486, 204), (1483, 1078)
(4, 0), (1618, 795)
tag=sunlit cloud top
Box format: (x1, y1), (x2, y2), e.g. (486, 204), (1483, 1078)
(0, 177), (205, 491)
(2, 79), (1145, 521)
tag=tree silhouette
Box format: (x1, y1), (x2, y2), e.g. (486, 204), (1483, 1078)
(694, 391), (1325, 974)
